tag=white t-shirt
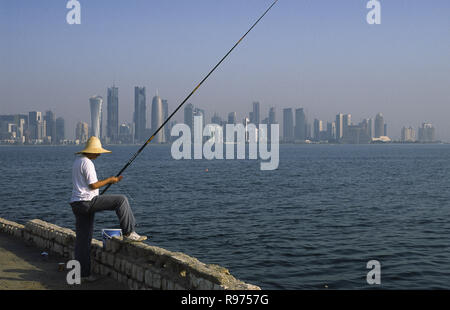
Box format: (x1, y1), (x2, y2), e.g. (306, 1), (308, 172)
(70, 156), (99, 202)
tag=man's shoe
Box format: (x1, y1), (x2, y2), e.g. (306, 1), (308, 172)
(123, 231), (147, 242)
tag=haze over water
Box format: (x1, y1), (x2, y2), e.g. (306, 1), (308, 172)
(1, 144), (450, 289)
(1, 0), (449, 141)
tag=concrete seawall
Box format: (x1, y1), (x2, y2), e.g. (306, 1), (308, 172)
(0, 217), (260, 290)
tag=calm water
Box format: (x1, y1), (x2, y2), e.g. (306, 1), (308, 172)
(1, 144), (450, 289)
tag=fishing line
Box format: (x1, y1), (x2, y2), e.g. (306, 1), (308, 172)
(101, 0), (279, 195)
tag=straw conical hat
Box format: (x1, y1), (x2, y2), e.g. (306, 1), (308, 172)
(76, 136), (112, 154)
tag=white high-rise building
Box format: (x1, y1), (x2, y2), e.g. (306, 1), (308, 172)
(401, 126), (416, 142)
(89, 96), (103, 138)
(151, 94), (165, 143)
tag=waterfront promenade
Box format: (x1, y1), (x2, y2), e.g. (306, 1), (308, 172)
(0, 233), (126, 290)
(0, 217), (259, 290)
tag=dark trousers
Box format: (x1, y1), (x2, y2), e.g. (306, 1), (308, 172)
(70, 194), (136, 277)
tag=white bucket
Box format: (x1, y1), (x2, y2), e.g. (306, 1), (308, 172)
(102, 229), (122, 247)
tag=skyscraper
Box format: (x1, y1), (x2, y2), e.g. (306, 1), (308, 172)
(268, 107), (276, 125)
(327, 121), (336, 141)
(194, 108), (205, 142)
(107, 86), (119, 143)
(45, 110), (56, 144)
(228, 112), (237, 124)
(28, 111), (45, 141)
(401, 126), (416, 142)
(418, 123), (436, 142)
(76, 121), (89, 143)
(151, 94), (165, 143)
(89, 96), (103, 138)
(295, 108), (307, 141)
(251, 102), (260, 125)
(162, 99), (169, 143)
(374, 113), (385, 138)
(134, 87), (146, 142)
(367, 118), (374, 139)
(313, 119), (323, 141)
(184, 103), (194, 131)
(343, 114), (351, 138)
(335, 113), (344, 140)
(56, 117), (65, 144)
(283, 108), (294, 142)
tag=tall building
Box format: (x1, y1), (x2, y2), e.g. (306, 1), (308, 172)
(228, 112), (237, 124)
(76, 122), (89, 143)
(0, 114), (28, 142)
(360, 118), (371, 139)
(313, 119), (323, 141)
(184, 103), (194, 131)
(367, 118), (374, 139)
(119, 123), (133, 144)
(374, 113), (385, 138)
(295, 108), (307, 141)
(45, 110), (56, 144)
(134, 87), (146, 142)
(151, 94), (165, 143)
(343, 124), (371, 144)
(56, 117), (65, 144)
(343, 114), (352, 138)
(107, 86), (119, 143)
(89, 96), (103, 138)
(268, 108), (277, 142)
(268, 107), (276, 125)
(283, 108), (294, 142)
(251, 102), (260, 125)
(28, 111), (46, 141)
(401, 126), (416, 142)
(327, 121), (336, 141)
(418, 123), (436, 143)
(162, 99), (170, 143)
(194, 108), (205, 142)
(335, 113), (344, 140)
(184, 104), (206, 142)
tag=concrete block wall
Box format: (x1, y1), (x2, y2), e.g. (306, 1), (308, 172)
(0, 217), (260, 290)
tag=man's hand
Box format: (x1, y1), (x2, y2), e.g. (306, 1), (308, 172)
(89, 176), (123, 190)
(109, 176), (123, 184)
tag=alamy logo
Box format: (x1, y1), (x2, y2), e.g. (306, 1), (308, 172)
(170, 116), (279, 171)
(66, 260), (81, 285)
(366, 0), (381, 25)
(366, 260), (381, 285)
(66, 0), (81, 25)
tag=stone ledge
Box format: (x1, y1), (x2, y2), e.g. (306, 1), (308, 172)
(0, 217), (260, 290)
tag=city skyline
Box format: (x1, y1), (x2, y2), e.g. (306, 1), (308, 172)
(1, 1), (449, 141)
(0, 91), (440, 144)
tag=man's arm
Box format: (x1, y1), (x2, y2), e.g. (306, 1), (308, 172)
(89, 176), (123, 190)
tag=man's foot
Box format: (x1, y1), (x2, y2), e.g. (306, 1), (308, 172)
(123, 231), (147, 242)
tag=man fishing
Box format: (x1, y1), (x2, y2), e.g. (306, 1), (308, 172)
(70, 136), (147, 281)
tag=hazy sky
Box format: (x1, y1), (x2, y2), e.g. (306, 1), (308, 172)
(1, 0), (449, 140)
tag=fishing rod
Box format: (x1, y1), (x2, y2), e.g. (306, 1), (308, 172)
(101, 0), (279, 195)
